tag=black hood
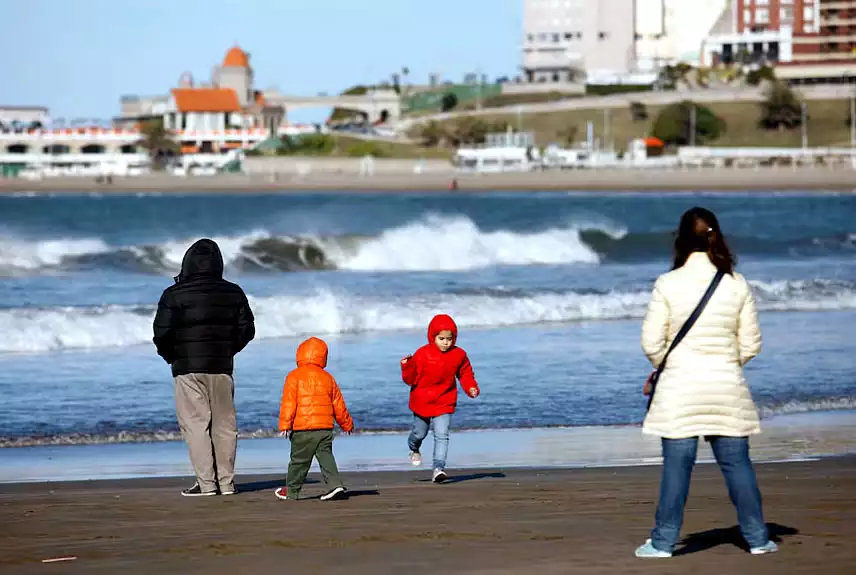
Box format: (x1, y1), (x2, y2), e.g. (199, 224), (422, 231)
(176, 239), (224, 282)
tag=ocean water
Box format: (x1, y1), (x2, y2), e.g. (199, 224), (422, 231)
(0, 191), (854, 450)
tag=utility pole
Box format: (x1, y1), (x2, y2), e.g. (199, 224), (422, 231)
(603, 108), (610, 152)
(476, 66), (483, 111)
(690, 104), (697, 147)
(850, 88), (855, 148)
(850, 87), (855, 168)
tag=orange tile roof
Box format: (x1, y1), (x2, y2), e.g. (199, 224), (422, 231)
(172, 88), (241, 113)
(223, 46), (250, 68)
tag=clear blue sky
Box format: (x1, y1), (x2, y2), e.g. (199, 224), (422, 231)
(2, 0), (521, 123)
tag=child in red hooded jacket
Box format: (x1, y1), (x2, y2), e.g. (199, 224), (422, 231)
(400, 314), (480, 483)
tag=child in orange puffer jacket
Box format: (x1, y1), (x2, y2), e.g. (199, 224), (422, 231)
(275, 336), (354, 501)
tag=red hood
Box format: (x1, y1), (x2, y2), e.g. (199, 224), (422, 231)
(427, 314), (458, 345)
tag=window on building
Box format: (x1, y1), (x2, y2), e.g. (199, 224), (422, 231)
(599, 31), (608, 40)
(576, 32), (583, 39)
(756, 0), (768, 5)
(768, 42), (780, 62)
(744, 9), (751, 25)
(527, 33), (535, 42)
(553, 33), (561, 42)
(756, 8), (769, 24)
(804, 7), (814, 21)
(539, 33), (547, 42)
(780, 7), (793, 23)
(552, 72), (560, 82)
(564, 32), (573, 40)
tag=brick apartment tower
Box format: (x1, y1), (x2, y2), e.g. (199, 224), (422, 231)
(735, 0), (856, 71)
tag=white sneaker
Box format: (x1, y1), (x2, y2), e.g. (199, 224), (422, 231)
(750, 541), (779, 555)
(320, 486), (347, 501)
(634, 539), (672, 558)
(409, 451), (422, 467)
(432, 469), (448, 483)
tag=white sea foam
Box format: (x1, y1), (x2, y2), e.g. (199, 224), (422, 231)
(0, 237), (110, 271)
(0, 215), (624, 274)
(1, 278), (854, 353)
(327, 214), (619, 271)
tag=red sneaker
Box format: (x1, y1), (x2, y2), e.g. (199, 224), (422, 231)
(274, 487), (288, 500)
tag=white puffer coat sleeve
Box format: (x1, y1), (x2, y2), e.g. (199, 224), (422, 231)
(641, 252), (762, 438)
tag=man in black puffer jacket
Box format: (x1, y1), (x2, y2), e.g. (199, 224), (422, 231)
(153, 239), (255, 497)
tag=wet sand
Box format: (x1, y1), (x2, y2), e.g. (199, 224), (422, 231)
(2, 166), (856, 194)
(1, 457), (854, 574)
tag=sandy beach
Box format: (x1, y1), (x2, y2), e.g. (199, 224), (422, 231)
(1, 456), (854, 574)
(2, 166), (855, 194)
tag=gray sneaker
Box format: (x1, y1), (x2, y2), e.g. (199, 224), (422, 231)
(432, 469), (448, 483)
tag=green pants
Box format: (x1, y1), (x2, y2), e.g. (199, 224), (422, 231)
(287, 429), (343, 499)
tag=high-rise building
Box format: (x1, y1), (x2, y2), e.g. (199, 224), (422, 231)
(636, 0), (732, 67)
(521, 0), (637, 83)
(702, 0), (856, 81)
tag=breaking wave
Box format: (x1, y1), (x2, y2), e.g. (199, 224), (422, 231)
(2, 278), (855, 353)
(2, 215), (852, 276)
(0, 215), (614, 276)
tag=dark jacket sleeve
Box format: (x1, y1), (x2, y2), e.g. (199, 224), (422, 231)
(152, 290), (176, 364)
(233, 291), (255, 355)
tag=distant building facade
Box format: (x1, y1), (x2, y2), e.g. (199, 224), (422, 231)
(521, 0), (637, 82)
(702, 0), (856, 81)
(636, 0), (732, 67)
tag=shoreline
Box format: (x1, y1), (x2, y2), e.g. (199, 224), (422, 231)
(1, 457), (854, 573)
(2, 166), (856, 194)
(3, 410), (854, 484)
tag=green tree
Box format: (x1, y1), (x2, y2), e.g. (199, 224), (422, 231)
(412, 120), (447, 147)
(557, 124), (578, 146)
(629, 101), (648, 122)
(441, 92), (459, 112)
(746, 65), (776, 87)
(758, 81), (803, 131)
(137, 118), (179, 170)
(651, 101), (726, 146)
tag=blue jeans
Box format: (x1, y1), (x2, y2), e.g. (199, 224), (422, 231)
(651, 436), (769, 553)
(407, 413), (451, 470)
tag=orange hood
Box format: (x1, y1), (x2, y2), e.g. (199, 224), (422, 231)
(296, 337), (328, 368)
(427, 314), (458, 345)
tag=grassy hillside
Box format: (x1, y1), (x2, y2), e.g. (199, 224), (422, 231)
(461, 99), (851, 149)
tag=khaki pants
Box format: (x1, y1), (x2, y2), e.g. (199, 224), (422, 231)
(174, 373), (237, 493)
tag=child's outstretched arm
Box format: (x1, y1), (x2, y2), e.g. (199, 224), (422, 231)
(401, 351), (418, 386)
(331, 377), (354, 433)
(457, 354), (480, 398)
(278, 373), (299, 432)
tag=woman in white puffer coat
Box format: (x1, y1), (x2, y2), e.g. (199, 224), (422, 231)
(634, 207), (778, 559)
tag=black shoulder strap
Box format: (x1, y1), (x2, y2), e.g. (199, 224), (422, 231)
(647, 270), (725, 410)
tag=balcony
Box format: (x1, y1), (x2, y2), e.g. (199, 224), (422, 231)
(793, 33), (856, 43)
(820, 2), (856, 10)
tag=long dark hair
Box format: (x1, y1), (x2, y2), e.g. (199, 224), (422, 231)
(672, 207), (735, 275)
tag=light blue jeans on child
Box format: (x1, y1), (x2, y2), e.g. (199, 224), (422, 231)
(407, 413), (451, 470)
(651, 436), (769, 553)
